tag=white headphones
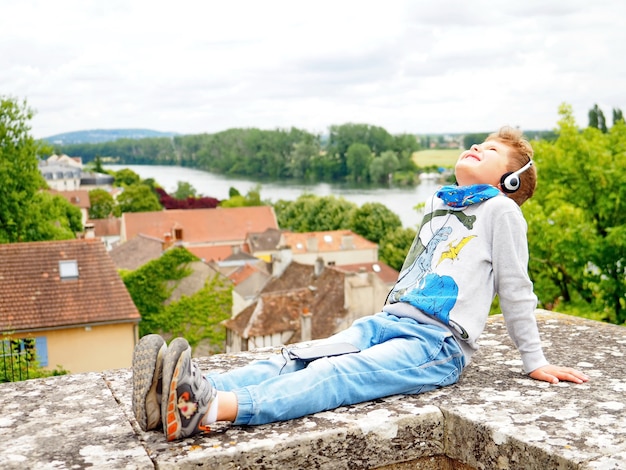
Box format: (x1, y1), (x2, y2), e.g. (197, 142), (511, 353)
(500, 160), (533, 193)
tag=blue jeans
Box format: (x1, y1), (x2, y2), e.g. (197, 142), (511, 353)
(208, 312), (465, 426)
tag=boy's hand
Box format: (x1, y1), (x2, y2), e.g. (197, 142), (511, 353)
(529, 364), (589, 384)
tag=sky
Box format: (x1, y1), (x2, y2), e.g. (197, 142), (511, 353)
(2, 0), (625, 139)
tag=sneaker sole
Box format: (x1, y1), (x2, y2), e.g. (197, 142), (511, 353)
(161, 337), (190, 441)
(132, 334), (166, 432)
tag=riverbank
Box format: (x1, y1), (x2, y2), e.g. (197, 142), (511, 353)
(105, 164), (442, 228)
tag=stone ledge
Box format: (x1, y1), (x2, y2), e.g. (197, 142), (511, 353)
(1, 311), (624, 469)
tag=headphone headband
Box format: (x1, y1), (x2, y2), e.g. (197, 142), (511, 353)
(500, 160), (533, 193)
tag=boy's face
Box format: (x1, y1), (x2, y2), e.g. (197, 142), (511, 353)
(454, 140), (510, 188)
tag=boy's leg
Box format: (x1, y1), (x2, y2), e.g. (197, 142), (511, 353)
(209, 313), (387, 392)
(234, 315), (465, 426)
(209, 349), (306, 391)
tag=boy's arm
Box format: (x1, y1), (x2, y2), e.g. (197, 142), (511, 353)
(493, 206), (589, 384)
(529, 364), (589, 384)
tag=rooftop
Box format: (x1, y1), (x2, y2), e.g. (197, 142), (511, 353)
(1, 311), (624, 469)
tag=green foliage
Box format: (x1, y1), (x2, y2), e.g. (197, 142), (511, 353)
(173, 181), (198, 199)
(122, 247), (198, 336)
(0, 96), (83, 243)
(116, 184), (162, 213)
(22, 192), (83, 241)
(53, 124), (419, 185)
(220, 184), (265, 208)
(161, 276), (232, 352)
(345, 143), (372, 183)
(378, 227), (416, 271)
(112, 168), (142, 187)
(274, 194), (357, 232)
(525, 103), (626, 324)
(88, 188), (117, 219)
(349, 202), (402, 244)
(121, 247), (232, 351)
(369, 150), (400, 183)
(588, 103), (608, 133)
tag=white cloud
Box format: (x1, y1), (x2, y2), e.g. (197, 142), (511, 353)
(1, 0), (625, 138)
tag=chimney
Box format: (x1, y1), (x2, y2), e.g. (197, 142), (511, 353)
(300, 308), (312, 342)
(306, 236), (318, 252)
(314, 257), (324, 278)
(341, 235), (354, 250)
(162, 233), (174, 251)
(84, 223), (95, 239)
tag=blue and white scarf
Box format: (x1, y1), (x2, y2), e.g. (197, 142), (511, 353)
(436, 184), (500, 208)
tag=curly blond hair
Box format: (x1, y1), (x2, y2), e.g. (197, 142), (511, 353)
(486, 126), (536, 206)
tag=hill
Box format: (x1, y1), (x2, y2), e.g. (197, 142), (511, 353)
(43, 128), (180, 145)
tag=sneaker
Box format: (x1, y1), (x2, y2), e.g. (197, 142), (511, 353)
(132, 334), (166, 432)
(161, 337), (216, 441)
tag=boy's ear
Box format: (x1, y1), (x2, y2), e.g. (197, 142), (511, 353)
(500, 160), (533, 193)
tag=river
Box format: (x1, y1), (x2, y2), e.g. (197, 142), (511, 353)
(105, 165), (444, 228)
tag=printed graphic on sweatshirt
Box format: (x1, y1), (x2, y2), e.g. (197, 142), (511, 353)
(388, 211), (476, 335)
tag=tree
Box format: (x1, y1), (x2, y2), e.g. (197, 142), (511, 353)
(588, 103), (608, 133)
(379, 227), (416, 271)
(274, 194), (356, 232)
(369, 150), (400, 184)
(116, 184), (162, 213)
(220, 184), (265, 208)
(22, 192), (83, 241)
(526, 103), (626, 323)
(349, 202), (402, 244)
(345, 143), (372, 182)
(0, 96), (81, 243)
(613, 108), (624, 126)
(173, 181), (197, 199)
(112, 168), (142, 187)
(89, 188), (117, 219)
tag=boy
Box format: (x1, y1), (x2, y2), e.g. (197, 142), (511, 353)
(132, 127), (589, 441)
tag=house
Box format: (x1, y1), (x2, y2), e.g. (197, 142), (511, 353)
(39, 160), (82, 191)
(224, 262), (272, 316)
(119, 206), (279, 262)
(109, 233), (165, 271)
(223, 259), (392, 353)
(0, 239), (141, 374)
(335, 261), (399, 289)
(246, 227), (293, 277)
(87, 217), (122, 251)
(50, 189), (91, 228)
(281, 230), (378, 267)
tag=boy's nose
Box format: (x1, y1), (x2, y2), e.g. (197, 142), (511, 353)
(471, 144), (480, 152)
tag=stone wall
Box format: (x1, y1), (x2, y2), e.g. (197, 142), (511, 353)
(1, 311), (624, 469)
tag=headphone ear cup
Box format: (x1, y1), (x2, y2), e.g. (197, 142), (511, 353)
(500, 172), (519, 193)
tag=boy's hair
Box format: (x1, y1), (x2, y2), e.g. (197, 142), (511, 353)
(487, 126), (536, 206)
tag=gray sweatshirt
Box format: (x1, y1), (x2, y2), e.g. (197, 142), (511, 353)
(384, 192), (548, 373)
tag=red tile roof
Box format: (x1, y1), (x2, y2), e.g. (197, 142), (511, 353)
(336, 261), (399, 285)
(228, 263), (262, 285)
(121, 206), (279, 244)
(282, 230), (376, 254)
(88, 218), (121, 237)
(225, 262), (348, 342)
(187, 245), (238, 262)
(49, 189), (91, 209)
(0, 239), (140, 332)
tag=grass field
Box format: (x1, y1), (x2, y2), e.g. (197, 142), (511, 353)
(412, 149), (461, 168)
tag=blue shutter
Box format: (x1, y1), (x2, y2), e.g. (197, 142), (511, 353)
(35, 336), (48, 367)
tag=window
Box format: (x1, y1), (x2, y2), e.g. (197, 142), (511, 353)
(59, 260), (79, 279)
(0, 337), (48, 381)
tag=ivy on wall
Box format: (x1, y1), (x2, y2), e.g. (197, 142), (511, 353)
(121, 247), (233, 352)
